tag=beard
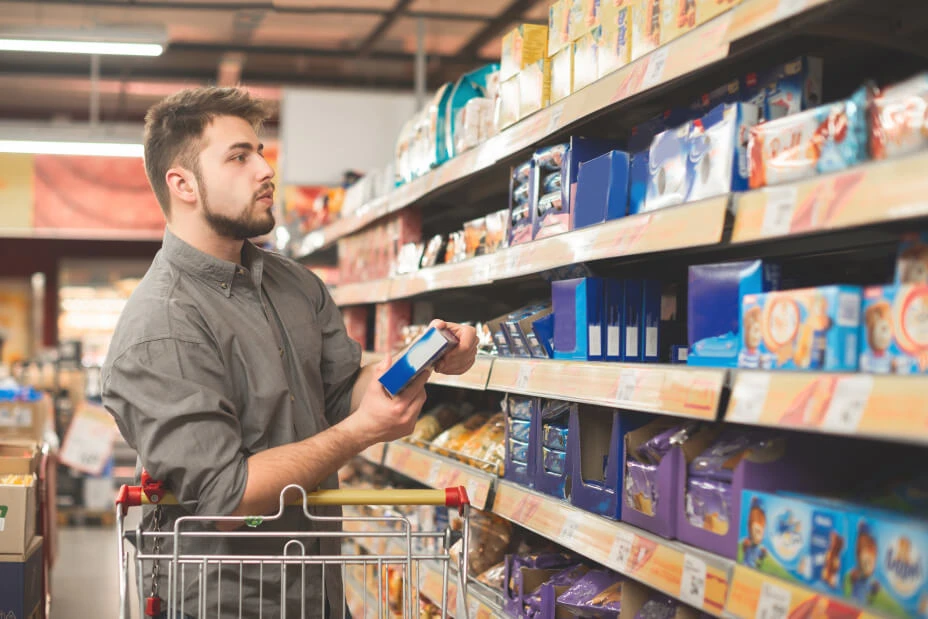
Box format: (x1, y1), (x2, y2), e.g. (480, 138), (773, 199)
(200, 177), (276, 240)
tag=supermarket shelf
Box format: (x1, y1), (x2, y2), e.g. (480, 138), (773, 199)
(338, 196), (730, 305)
(726, 370), (928, 446)
(383, 441), (496, 511)
(331, 279), (392, 306)
(488, 358), (725, 421)
(492, 480), (732, 617)
(299, 0), (842, 259)
(361, 351), (494, 391)
(725, 564), (883, 619)
(731, 151), (928, 244)
(360, 442), (388, 465)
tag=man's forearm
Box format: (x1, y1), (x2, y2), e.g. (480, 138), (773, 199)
(224, 415), (370, 526)
(349, 362), (380, 415)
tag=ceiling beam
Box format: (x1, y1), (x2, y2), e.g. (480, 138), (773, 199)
(0, 0), (495, 22)
(168, 42), (495, 65)
(356, 0), (414, 57)
(456, 0), (540, 59)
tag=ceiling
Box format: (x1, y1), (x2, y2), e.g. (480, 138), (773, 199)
(0, 0), (550, 123)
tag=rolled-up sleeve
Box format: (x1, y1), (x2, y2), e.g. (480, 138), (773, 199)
(102, 337), (247, 516)
(309, 274), (361, 425)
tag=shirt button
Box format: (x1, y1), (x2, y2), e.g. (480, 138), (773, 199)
(290, 394), (295, 402)
(219, 282), (228, 289)
(238, 268), (247, 276)
(279, 347), (284, 357)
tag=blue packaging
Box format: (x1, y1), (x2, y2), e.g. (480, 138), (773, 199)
(510, 439), (530, 463)
(605, 280), (625, 362)
(444, 63), (500, 160)
(689, 78), (742, 117)
(508, 396), (534, 421)
(552, 277), (605, 361)
(687, 102), (761, 201)
(738, 286), (862, 371)
(509, 418), (532, 442)
(738, 491), (849, 597)
(543, 446), (568, 475)
(510, 159), (536, 246)
(0, 537), (43, 619)
(748, 86), (871, 189)
(644, 122), (692, 212)
(543, 424), (569, 451)
(378, 327), (458, 396)
(743, 57), (824, 121)
(687, 261), (781, 368)
(671, 345), (688, 364)
(642, 280), (662, 363)
(895, 233), (928, 285)
(532, 313), (556, 358)
(543, 172), (563, 193)
(624, 280), (643, 362)
(860, 284), (928, 374)
(628, 110), (686, 215)
(628, 152), (650, 216)
(573, 150), (631, 229)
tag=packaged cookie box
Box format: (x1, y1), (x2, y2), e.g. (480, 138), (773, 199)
(860, 284), (928, 374)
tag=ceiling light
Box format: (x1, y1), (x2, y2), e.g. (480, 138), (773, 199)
(0, 25), (167, 57)
(0, 140), (143, 158)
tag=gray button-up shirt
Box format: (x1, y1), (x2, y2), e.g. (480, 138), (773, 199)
(103, 228), (361, 618)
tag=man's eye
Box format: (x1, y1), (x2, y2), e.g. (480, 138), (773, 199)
(234, 153), (247, 162)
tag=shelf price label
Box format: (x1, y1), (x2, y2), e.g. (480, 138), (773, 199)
(559, 513), (584, 544)
(641, 47), (670, 90)
(427, 460), (443, 486)
(727, 372), (772, 423)
(820, 375), (873, 434)
(679, 554), (707, 608)
(760, 186), (799, 238)
(756, 581), (792, 619)
(515, 364), (534, 390)
(609, 530), (637, 572)
(615, 368), (639, 403)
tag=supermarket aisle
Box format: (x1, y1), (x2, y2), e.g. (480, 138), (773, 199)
(51, 525), (139, 619)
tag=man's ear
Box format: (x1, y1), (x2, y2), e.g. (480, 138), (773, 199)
(165, 167), (198, 206)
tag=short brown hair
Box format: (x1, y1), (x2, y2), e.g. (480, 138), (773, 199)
(143, 87), (270, 216)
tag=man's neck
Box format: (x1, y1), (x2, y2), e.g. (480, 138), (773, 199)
(167, 222), (244, 264)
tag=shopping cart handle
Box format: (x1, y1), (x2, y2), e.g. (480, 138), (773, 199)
(116, 474), (471, 514)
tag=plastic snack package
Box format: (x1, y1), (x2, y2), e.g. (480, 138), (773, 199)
(431, 412), (491, 454)
(477, 561), (508, 589)
(450, 510), (513, 575)
(463, 217), (488, 258)
(557, 570), (624, 618)
(410, 404), (462, 442)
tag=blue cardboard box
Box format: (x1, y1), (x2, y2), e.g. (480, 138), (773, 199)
(0, 536), (43, 619)
(860, 284), (928, 374)
(552, 277), (605, 361)
(642, 280), (662, 363)
(628, 110), (687, 215)
(378, 327), (458, 396)
(687, 102), (760, 200)
(738, 286), (862, 371)
(573, 150), (630, 229)
(644, 122), (692, 212)
(535, 401), (573, 500)
(743, 56), (824, 121)
(505, 396), (538, 488)
(604, 280), (625, 362)
(738, 491), (849, 597)
(688, 261), (781, 368)
(624, 280), (643, 362)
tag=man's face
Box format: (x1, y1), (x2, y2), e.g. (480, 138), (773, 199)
(194, 115), (276, 240)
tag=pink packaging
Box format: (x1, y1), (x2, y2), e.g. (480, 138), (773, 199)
(375, 302), (412, 353)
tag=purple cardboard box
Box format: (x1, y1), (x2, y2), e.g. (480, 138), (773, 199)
(504, 554), (575, 617)
(568, 406), (649, 519)
(622, 421), (718, 539)
(506, 397), (539, 488)
(553, 277), (606, 361)
(535, 402), (575, 500)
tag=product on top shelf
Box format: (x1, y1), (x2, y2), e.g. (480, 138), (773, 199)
(501, 25), (549, 81)
(549, 0), (572, 57)
(738, 285), (862, 371)
(597, 10), (632, 79)
(573, 29), (599, 92)
(520, 59), (552, 118)
(499, 76), (522, 130)
(631, 0), (663, 60)
(872, 72), (928, 160)
(748, 86), (871, 189)
(687, 260), (781, 368)
(551, 43), (575, 103)
(860, 284), (928, 374)
(445, 64), (501, 160)
(570, 0), (601, 41)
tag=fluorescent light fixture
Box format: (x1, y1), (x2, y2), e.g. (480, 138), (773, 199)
(0, 39), (162, 56)
(0, 25), (167, 57)
(0, 140), (143, 157)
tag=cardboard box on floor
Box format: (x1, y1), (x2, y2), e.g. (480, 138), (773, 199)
(0, 440), (39, 555)
(0, 536), (44, 619)
(0, 396), (50, 443)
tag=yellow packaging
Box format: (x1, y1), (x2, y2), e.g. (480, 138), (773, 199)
(597, 9), (632, 78)
(662, 0), (694, 43)
(600, 0), (634, 29)
(518, 59), (551, 118)
(550, 44), (575, 103)
(570, 0), (600, 41)
(501, 24), (549, 81)
(573, 30), (599, 92)
(631, 0), (663, 60)
(548, 0), (572, 56)
(498, 76), (521, 129)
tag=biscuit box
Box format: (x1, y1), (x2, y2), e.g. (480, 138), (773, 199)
(738, 491), (850, 597)
(631, 0), (663, 60)
(549, 0), (573, 56)
(895, 233), (928, 285)
(743, 57), (824, 121)
(738, 286), (862, 371)
(748, 86), (870, 189)
(844, 507), (928, 618)
(597, 3), (631, 78)
(501, 24), (549, 80)
(687, 102), (761, 201)
(859, 284), (928, 374)
(872, 72), (928, 160)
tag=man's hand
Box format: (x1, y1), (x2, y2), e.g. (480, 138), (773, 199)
(430, 319), (478, 375)
(343, 355), (429, 448)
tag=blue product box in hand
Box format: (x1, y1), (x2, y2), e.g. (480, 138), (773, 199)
(378, 327), (458, 396)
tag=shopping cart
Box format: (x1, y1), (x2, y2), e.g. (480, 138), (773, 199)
(115, 472), (471, 619)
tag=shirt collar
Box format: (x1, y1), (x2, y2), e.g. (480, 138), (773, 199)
(162, 228), (264, 297)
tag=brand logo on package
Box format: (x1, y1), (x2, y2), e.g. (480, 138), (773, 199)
(885, 536), (923, 596)
(771, 508), (804, 561)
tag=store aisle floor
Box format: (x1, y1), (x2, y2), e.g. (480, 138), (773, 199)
(51, 525), (139, 619)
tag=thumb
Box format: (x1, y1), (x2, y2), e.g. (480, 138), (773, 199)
(377, 352), (392, 374)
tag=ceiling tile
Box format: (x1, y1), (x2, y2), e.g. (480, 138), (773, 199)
(407, 0), (496, 18)
(374, 16), (484, 56)
(253, 13), (382, 49)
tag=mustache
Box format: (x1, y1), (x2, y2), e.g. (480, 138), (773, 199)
(254, 182), (276, 200)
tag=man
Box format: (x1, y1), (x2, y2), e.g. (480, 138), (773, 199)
(102, 87), (478, 617)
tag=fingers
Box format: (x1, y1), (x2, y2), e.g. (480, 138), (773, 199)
(430, 318), (448, 330)
(376, 352), (392, 374)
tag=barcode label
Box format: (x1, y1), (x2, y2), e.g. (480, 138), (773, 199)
(727, 373), (771, 423)
(589, 325), (602, 356)
(609, 530), (636, 571)
(760, 186), (798, 237)
(821, 376), (873, 433)
(757, 581), (792, 619)
(680, 554), (707, 608)
(559, 513), (583, 543)
(615, 369), (638, 403)
(837, 292), (861, 327)
(646, 327), (658, 357)
(626, 327), (639, 357)
(607, 326), (621, 357)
